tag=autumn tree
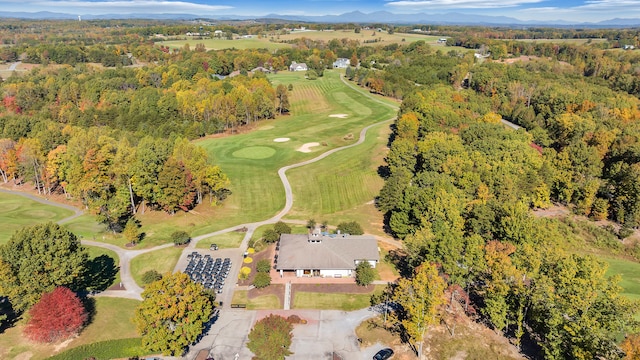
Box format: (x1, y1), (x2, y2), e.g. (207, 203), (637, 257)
(393, 262), (446, 358)
(275, 84), (289, 114)
(24, 287), (87, 343)
(133, 272), (214, 356)
(0, 222), (87, 312)
(123, 218), (141, 245)
(247, 314), (293, 360)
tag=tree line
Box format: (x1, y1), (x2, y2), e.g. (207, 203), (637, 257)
(377, 80), (639, 358)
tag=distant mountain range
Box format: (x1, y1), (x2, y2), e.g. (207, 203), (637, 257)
(1, 10), (640, 27)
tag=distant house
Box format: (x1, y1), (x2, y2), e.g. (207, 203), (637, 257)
(332, 58), (350, 68)
(251, 66), (271, 74)
(275, 230), (379, 278)
(213, 30), (224, 37)
(289, 61), (308, 72)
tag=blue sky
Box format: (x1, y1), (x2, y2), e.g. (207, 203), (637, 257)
(2, 0), (640, 22)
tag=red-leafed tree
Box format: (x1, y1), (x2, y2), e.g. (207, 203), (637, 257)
(24, 287), (87, 343)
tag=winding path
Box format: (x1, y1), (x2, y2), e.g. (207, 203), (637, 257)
(3, 75), (400, 303)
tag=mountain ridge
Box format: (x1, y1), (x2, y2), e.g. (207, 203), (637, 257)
(0, 10), (638, 26)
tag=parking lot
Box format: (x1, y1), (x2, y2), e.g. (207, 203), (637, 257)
(173, 247), (244, 308)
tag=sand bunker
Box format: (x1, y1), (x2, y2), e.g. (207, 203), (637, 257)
(329, 114), (348, 118)
(273, 138), (290, 142)
(297, 142), (320, 153)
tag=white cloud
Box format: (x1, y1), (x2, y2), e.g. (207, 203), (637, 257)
(579, 0), (640, 10)
(385, 0), (545, 10)
(6, 0), (233, 14)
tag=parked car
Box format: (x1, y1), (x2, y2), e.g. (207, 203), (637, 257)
(373, 348), (394, 360)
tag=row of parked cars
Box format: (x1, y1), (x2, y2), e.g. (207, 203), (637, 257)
(184, 252), (231, 294)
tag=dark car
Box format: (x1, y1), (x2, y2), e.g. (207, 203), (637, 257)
(373, 348), (394, 360)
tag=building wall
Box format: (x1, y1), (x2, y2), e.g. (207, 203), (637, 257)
(319, 269), (351, 277)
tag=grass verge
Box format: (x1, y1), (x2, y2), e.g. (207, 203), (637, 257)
(293, 285), (383, 311)
(196, 231), (245, 249)
(130, 246), (183, 287)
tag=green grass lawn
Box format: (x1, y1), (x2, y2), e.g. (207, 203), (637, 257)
(248, 294), (281, 310)
(0, 297), (140, 360)
(130, 246), (183, 287)
(0, 192), (74, 244)
(196, 231), (245, 249)
(602, 256), (640, 301)
(293, 285), (384, 311)
(62, 213), (107, 241)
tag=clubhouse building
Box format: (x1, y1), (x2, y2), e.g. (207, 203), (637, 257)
(275, 229), (379, 278)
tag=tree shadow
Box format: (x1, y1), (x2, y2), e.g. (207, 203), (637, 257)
(385, 249), (412, 279)
(0, 297), (19, 334)
(80, 296), (97, 328)
(84, 255), (119, 292)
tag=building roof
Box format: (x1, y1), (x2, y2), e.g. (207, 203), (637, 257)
(276, 233), (379, 270)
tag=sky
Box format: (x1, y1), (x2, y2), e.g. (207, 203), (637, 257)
(2, 0), (640, 22)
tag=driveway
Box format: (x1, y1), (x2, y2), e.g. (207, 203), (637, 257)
(186, 307), (389, 360)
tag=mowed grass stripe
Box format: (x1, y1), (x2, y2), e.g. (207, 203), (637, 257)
(286, 122), (390, 220)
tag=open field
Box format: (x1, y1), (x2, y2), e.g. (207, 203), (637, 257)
(157, 37), (290, 51)
(156, 31), (445, 52)
(511, 38), (609, 44)
(0, 192), (74, 245)
(272, 30), (444, 46)
(0, 297), (140, 360)
(130, 246), (183, 287)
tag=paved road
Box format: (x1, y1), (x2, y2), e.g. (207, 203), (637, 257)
(8, 61), (21, 71)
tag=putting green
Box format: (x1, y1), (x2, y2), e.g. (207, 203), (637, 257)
(232, 146), (276, 159)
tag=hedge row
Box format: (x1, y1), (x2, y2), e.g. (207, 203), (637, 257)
(48, 337), (153, 360)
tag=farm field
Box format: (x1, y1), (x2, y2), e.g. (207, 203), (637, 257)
(157, 37), (290, 51)
(156, 31), (446, 52)
(273, 29), (444, 45)
(0, 192), (74, 244)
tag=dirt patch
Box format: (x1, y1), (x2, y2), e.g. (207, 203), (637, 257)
(296, 142), (320, 153)
(532, 204), (570, 218)
(329, 114), (348, 118)
(273, 137), (290, 142)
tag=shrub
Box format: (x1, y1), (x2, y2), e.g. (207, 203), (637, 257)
(247, 314), (293, 360)
(253, 272), (271, 288)
(170, 231), (190, 245)
(247, 247), (255, 254)
(239, 266), (251, 280)
(274, 221), (291, 235)
(24, 287), (87, 343)
(141, 270), (162, 285)
(243, 257), (253, 264)
(337, 221), (364, 235)
(256, 259), (271, 273)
